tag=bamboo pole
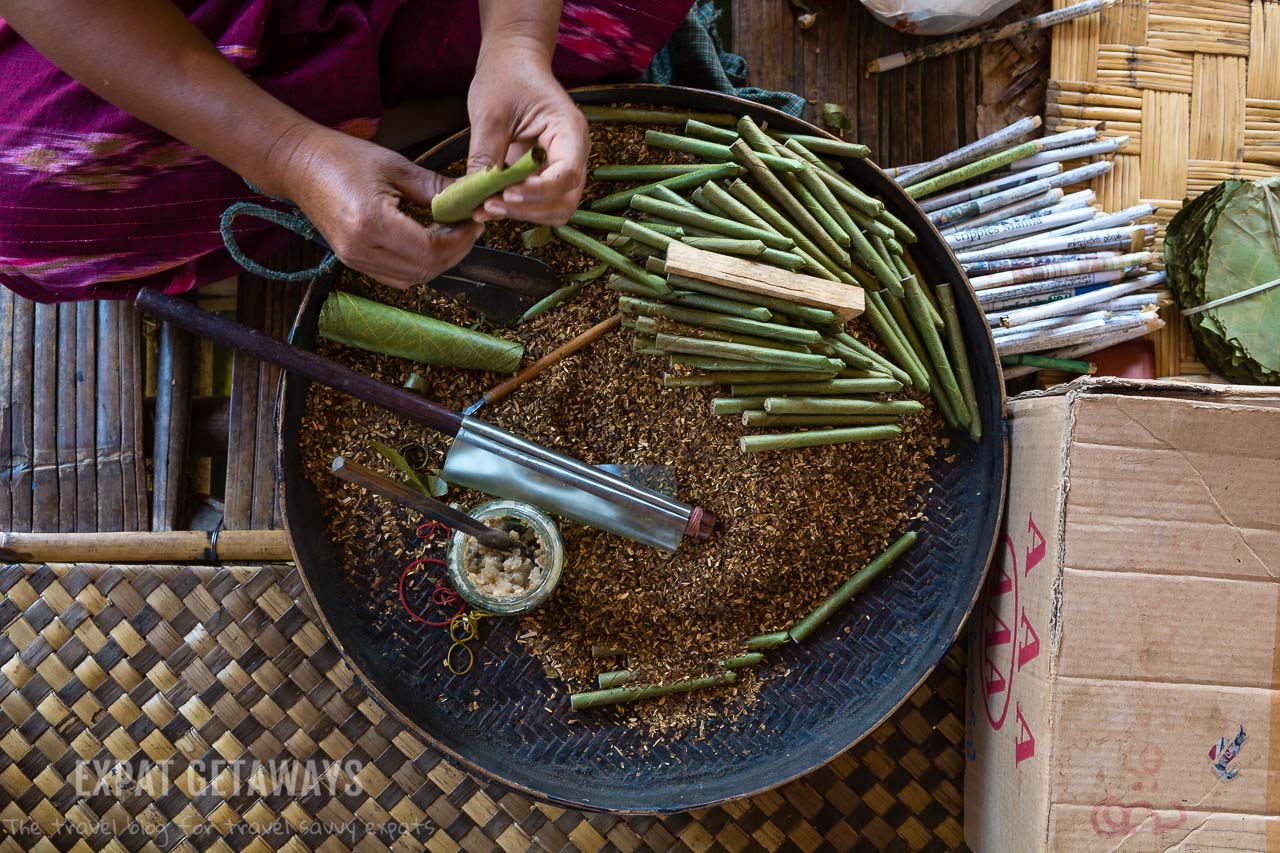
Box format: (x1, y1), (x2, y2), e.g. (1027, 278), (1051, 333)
(0, 530), (293, 563)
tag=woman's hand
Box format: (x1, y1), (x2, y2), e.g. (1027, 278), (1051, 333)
(465, 46), (588, 225)
(280, 126), (484, 289)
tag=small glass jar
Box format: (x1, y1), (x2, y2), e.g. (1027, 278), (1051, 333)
(447, 500), (564, 615)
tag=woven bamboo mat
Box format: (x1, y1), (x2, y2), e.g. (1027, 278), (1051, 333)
(1045, 0), (1280, 375)
(0, 562), (967, 851)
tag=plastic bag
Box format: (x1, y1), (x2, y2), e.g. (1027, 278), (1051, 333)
(860, 0), (1022, 35)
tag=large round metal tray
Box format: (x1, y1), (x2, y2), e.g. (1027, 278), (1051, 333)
(277, 85), (1007, 813)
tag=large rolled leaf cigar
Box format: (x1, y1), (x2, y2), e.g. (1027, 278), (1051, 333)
(739, 424), (901, 453)
(431, 147), (546, 223)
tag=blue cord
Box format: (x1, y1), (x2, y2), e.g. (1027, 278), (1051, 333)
(219, 185), (339, 282)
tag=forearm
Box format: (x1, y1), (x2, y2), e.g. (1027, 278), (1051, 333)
(0, 0), (319, 197)
(477, 0), (563, 63)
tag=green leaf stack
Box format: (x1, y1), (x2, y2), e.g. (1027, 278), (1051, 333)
(1165, 178), (1280, 384)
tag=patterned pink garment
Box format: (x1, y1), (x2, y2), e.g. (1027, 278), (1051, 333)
(0, 1), (691, 303)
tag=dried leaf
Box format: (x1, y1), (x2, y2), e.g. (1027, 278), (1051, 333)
(522, 226), (554, 249)
(370, 440), (433, 496)
(822, 103), (852, 134)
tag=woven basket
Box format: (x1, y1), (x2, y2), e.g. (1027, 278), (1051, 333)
(1046, 0), (1280, 376)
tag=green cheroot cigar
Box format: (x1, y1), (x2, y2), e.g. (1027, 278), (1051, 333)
(570, 672), (736, 711)
(520, 280), (589, 324)
(655, 334), (835, 369)
(730, 377), (902, 396)
(630, 194), (795, 250)
(607, 275), (667, 299)
(430, 147), (546, 223)
(593, 164), (708, 181)
(630, 315), (800, 351)
(670, 355), (843, 373)
(620, 219), (677, 251)
(846, 205), (895, 242)
(646, 184), (701, 211)
(580, 106), (735, 126)
(668, 291), (774, 322)
(739, 424), (901, 453)
(771, 133), (870, 160)
(876, 207), (918, 244)
(784, 139), (883, 216)
(747, 631), (791, 650)
(590, 162), (741, 212)
(831, 331), (912, 387)
(724, 180), (846, 282)
(903, 140), (1043, 200)
(863, 293), (928, 391)
(644, 129), (803, 173)
(597, 653), (764, 689)
(762, 397), (923, 416)
(712, 397), (770, 415)
(789, 532), (917, 643)
(939, 284), (983, 441)
(667, 272), (837, 324)
(552, 225), (670, 296)
(682, 236), (768, 257)
(741, 412), (901, 428)
(569, 209), (683, 237)
(619, 297), (820, 344)
(663, 370), (835, 387)
(685, 118), (740, 145)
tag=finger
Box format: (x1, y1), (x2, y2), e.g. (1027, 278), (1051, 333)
(466, 110), (511, 175)
(354, 205), (481, 286)
(503, 160), (584, 209)
(393, 161), (453, 207)
(499, 197), (577, 226)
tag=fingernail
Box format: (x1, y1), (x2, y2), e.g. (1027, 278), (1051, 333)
(505, 192), (524, 204)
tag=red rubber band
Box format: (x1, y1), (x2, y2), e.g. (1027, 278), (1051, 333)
(399, 558), (464, 627)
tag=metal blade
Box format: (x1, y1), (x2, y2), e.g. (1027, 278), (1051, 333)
(426, 246), (561, 324)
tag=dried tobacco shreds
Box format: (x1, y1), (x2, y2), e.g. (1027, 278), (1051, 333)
(298, 118), (944, 732)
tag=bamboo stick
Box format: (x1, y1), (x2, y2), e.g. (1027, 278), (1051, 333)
(0, 530), (293, 563)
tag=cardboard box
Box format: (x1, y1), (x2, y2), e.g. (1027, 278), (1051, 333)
(965, 378), (1280, 852)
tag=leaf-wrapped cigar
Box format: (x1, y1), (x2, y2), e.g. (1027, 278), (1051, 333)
(846, 206), (896, 242)
(552, 225), (670, 296)
(580, 105), (735, 126)
(520, 280), (589, 324)
(937, 284), (983, 441)
(668, 272), (838, 324)
(607, 275), (668, 299)
(688, 186), (720, 215)
(620, 219), (677, 251)
(649, 328), (835, 369)
(784, 139), (882, 216)
(876, 290), (936, 391)
(725, 180), (847, 282)
(747, 631), (791, 650)
(685, 118), (739, 144)
(762, 397), (924, 415)
(740, 424), (901, 453)
(430, 147), (546, 223)
(671, 355), (843, 373)
(780, 168), (852, 247)
(590, 162), (741, 212)
(569, 209), (683, 237)
(785, 145), (863, 241)
(712, 397), (770, 415)
(863, 293), (929, 390)
(895, 268), (967, 426)
(619, 296), (820, 344)
(999, 353), (1094, 374)
(668, 291), (774, 321)
(597, 652), (763, 690)
(644, 129), (803, 172)
(593, 164), (708, 181)
(571, 672), (737, 711)
(318, 291), (524, 372)
(722, 652), (766, 669)
(730, 377), (902, 396)
(823, 339), (880, 372)
(647, 184), (702, 211)
(772, 133), (870, 159)
(663, 370), (835, 387)
(591, 645), (627, 659)
(832, 331), (912, 386)
(629, 194), (795, 250)
(729, 138), (853, 268)
(683, 236), (768, 257)
(788, 532), (917, 642)
(742, 412), (901, 428)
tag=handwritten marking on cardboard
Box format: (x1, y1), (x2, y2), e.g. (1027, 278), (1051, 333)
(1090, 742), (1189, 840)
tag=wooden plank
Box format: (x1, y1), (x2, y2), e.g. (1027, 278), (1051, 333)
(151, 320), (192, 531)
(95, 300), (123, 531)
(74, 302), (97, 531)
(0, 529), (291, 563)
(664, 242), (864, 318)
(128, 305), (148, 530)
(224, 276), (261, 530)
(118, 301), (138, 531)
(31, 303), (58, 531)
(251, 285), (283, 529)
(10, 296), (33, 533)
(56, 304), (77, 531)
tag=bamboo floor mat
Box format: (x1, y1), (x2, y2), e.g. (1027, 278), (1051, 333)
(0, 562), (968, 851)
(1046, 0), (1280, 375)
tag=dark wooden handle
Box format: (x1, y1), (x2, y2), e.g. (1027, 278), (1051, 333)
(329, 457), (517, 551)
(135, 288), (464, 437)
(483, 314), (622, 406)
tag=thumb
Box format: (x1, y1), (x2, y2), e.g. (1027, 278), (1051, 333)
(466, 112), (510, 175)
(393, 162), (452, 208)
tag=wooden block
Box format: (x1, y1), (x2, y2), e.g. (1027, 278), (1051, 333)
(663, 242), (864, 320)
